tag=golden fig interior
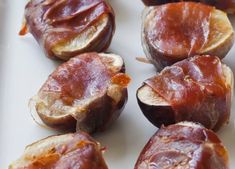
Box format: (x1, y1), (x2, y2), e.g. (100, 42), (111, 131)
(200, 9), (234, 55)
(52, 15), (109, 59)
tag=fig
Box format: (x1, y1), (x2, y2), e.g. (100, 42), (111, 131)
(30, 52), (130, 133)
(20, 0), (115, 60)
(137, 55), (233, 131)
(9, 132), (108, 169)
(142, 2), (234, 71)
(135, 122), (229, 169)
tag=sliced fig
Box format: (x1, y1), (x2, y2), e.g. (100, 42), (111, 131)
(20, 0), (115, 60)
(9, 132), (108, 169)
(142, 2), (234, 71)
(30, 52), (130, 133)
(135, 122), (229, 169)
(137, 55), (233, 131)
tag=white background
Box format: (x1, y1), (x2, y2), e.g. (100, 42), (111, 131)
(0, 0), (234, 168)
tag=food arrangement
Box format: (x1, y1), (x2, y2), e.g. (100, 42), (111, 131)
(7, 0), (235, 168)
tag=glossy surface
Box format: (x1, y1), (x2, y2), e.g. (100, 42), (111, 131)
(142, 2), (214, 70)
(135, 123), (229, 169)
(145, 55), (231, 130)
(0, 1), (234, 168)
(10, 132), (108, 169)
(145, 2), (212, 56)
(21, 0), (114, 59)
(40, 53), (112, 105)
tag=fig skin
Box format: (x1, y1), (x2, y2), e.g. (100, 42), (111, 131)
(136, 90), (175, 128)
(37, 89), (128, 133)
(134, 122), (229, 169)
(76, 89), (128, 133)
(136, 85), (232, 131)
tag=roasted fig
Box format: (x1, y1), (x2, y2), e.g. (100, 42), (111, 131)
(142, 2), (234, 71)
(20, 0), (115, 60)
(9, 132), (108, 169)
(142, 0), (235, 14)
(135, 122), (229, 169)
(137, 55), (233, 131)
(30, 52), (130, 133)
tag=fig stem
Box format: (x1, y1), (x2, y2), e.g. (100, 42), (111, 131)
(136, 57), (151, 64)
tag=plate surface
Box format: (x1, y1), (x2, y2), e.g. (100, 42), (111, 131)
(0, 0), (234, 168)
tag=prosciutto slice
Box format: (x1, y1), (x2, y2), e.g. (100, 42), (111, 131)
(144, 2), (213, 58)
(40, 52), (113, 105)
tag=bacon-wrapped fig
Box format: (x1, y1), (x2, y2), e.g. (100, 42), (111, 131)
(142, 2), (234, 71)
(30, 52), (130, 133)
(134, 122), (229, 169)
(9, 132), (108, 169)
(20, 0), (115, 60)
(137, 55), (233, 131)
(142, 0), (235, 14)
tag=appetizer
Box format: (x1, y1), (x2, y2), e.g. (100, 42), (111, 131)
(142, 2), (234, 71)
(30, 52), (130, 133)
(142, 0), (235, 14)
(137, 55), (233, 131)
(135, 122), (229, 169)
(9, 132), (108, 169)
(20, 0), (115, 60)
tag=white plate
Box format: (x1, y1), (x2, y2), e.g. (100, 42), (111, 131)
(0, 0), (234, 168)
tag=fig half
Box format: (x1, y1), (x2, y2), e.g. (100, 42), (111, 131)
(135, 122), (229, 169)
(142, 2), (234, 71)
(137, 55), (233, 131)
(9, 132), (108, 169)
(20, 0), (115, 60)
(30, 52), (130, 133)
